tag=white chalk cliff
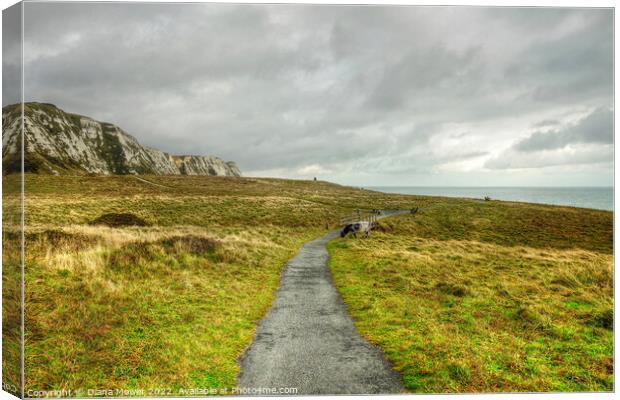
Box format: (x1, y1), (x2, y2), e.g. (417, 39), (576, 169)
(2, 102), (241, 177)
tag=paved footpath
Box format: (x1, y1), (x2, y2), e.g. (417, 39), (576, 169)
(238, 211), (406, 394)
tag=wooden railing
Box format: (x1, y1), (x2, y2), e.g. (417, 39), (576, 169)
(339, 209), (381, 227)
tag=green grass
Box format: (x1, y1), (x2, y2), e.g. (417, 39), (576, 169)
(328, 202), (613, 393)
(3, 174), (420, 395)
(23, 225), (321, 392)
(2, 173), (613, 394)
(2, 174), (22, 396)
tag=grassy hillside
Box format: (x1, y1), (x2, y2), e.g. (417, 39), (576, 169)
(328, 199), (613, 392)
(2, 174), (612, 394)
(3, 174), (419, 395)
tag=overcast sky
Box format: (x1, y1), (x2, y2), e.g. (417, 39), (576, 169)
(4, 3), (614, 186)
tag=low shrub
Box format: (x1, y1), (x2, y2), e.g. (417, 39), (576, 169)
(435, 282), (467, 297)
(158, 235), (219, 255)
(587, 308), (613, 330)
(89, 212), (150, 227)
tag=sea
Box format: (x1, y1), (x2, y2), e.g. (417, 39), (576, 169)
(368, 186), (614, 212)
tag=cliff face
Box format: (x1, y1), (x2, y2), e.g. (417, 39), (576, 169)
(171, 156), (242, 177)
(1, 102), (241, 177)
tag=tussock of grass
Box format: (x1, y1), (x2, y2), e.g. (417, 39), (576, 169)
(435, 282), (467, 297)
(328, 209), (613, 393)
(588, 308), (613, 330)
(90, 212), (151, 227)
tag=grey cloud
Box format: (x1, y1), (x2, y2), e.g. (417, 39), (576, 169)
(2, 3), (22, 106)
(4, 3), (613, 185)
(487, 8), (575, 29)
(532, 119), (561, 128)
(515, 107), (613, 152)
(451, 151), (488, 160)
(366, 45), (483, 111)
(484, 107), (613, 170)
(485, 145), (612, 170)
(507, 10), (613, 106)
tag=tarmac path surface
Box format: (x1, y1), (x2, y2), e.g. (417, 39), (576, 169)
(238, 210), (407, 395)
